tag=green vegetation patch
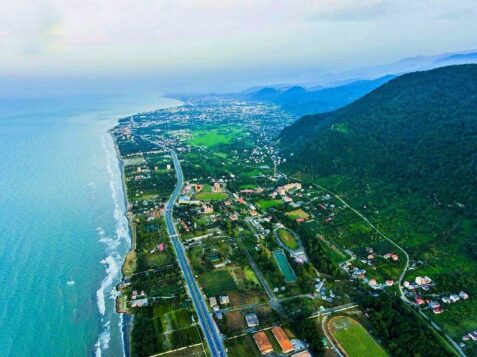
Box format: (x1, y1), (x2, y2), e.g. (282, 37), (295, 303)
(199, 270), (238, 296)
(285, 208), (310, 220)
(225, 334), (260, 357)
(189, 127), (244, 148)
(256, 199), (282, 210)
(329, 316), (387, 357)
(277, 228), (299, 250)
(196, 192), (228, 201)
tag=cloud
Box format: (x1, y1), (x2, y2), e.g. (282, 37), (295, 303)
(309, 0), (393, 22)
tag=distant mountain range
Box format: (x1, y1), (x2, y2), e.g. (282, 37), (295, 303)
(246, 75), (395, 116)
(280, 64), (477, 210)
(240, 49), (477, 116)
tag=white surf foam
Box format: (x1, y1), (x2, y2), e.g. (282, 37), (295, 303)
(95, 132), (131, 357)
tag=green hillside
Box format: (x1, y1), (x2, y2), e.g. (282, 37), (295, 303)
(279, 65), (477, 343)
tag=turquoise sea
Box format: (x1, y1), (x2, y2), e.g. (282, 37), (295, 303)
(0, 94), (181, 357)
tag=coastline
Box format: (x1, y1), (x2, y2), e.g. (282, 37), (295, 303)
(110, 128), (137, 357)
(110, 98), (184, 357)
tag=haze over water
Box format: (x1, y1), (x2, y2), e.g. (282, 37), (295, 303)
(0, 94), (180, 356)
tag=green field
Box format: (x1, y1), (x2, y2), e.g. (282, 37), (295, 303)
(277, 228), (299, 250)
(329, 316), (387, 357)
(256, 199), (282, 209)
(199, 270), (238, 296)
(196, 192), (228, 201)
(285, 208), (310, 220)
(189, 127), (244, 148)
(240, 184), (257, 190)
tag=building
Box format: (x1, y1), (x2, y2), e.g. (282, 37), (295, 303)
(245, 313), (259, 327)
(178, 196), (191, 204)
(219, 295), (230, 305)
(271, 326), (294, 353)
(292, 351), (312, 357)
(195, 184), (204, 193)
(253, 331), (273, 355)
(209, 296), (217, 308)
(213, 182), (223, 192)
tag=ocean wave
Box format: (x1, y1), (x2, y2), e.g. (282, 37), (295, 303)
(95, 132), (130, 357)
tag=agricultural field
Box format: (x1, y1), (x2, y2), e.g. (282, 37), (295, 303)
(189, 126), (244, 148)
(199, 270), (238, 296)
(328, 316), (387, 357)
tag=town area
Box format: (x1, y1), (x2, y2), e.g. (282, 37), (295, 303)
(112, 100), (475, 357)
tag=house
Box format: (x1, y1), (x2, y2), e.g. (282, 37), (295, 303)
(209, 296), (217, 308)
(213, 182), (223, 192)
(271, 326), (294, 353)
(219, 295), (230, 305)
(202, 204), (214, 214)
(253, 331), (273, 354)
(195, 184), (204, 193)
(292, 351), (312, 357)
(369, 279), (378, 288)
(449, 294), (460, 303)
(178, 196), (191, 204)
(415, 296), (425, 305)
(245, 313), (259, 327)
(385, 280), (394, 287)
(442, 296), (451, 304)
(459, 291), (469, 300)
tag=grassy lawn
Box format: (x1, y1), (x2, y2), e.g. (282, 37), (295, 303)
(189, 127), (244, 148)
(277, 228), (299, 250)
(329, 316), (387, 357)
(256, 199), (282, 209)
(200, 270), (238, 296)
(225, 334), (260, 357)
(285, 208), (310, 220)
(196, 192), (228, 201)
(240, 184), (257, 190)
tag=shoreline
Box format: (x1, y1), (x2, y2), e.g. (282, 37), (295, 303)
(110, 99), (184, 357)
(110, 129), (134, 357)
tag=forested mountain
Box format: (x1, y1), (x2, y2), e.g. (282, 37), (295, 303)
(248, 75), (395, 115)
(280, 65), (477, 209)
(279, 64), (477, 352)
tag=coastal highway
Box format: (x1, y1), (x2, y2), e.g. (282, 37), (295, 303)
(164, 149), (227, 357)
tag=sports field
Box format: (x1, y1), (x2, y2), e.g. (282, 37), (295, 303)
(256, 199), (282, 209)
(196, 192), (228, 200)
(285, 208), (310, 220)
(273, 250), (297, 283)
(328, 316), (387, 357)
(277, 228), (299, 250)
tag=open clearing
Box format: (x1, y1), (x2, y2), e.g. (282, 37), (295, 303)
(285, 208), (310, 220)
(189, 127), (244, 148)
(199, 270), (238, 296)
(256, 199), (282, 209)
(328, 316), (387, 357)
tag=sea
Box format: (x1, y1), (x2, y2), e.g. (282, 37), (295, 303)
(0, 93), (181, 357)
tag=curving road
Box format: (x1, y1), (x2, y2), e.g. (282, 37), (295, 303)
(164, 149), (227, 357)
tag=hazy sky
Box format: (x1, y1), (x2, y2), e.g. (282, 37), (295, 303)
(1, 0), (476, 92)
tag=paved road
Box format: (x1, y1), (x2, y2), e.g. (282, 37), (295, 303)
(164, 149), (227, 357)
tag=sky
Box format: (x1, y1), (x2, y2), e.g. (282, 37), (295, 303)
(1, 0), (477, 94)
